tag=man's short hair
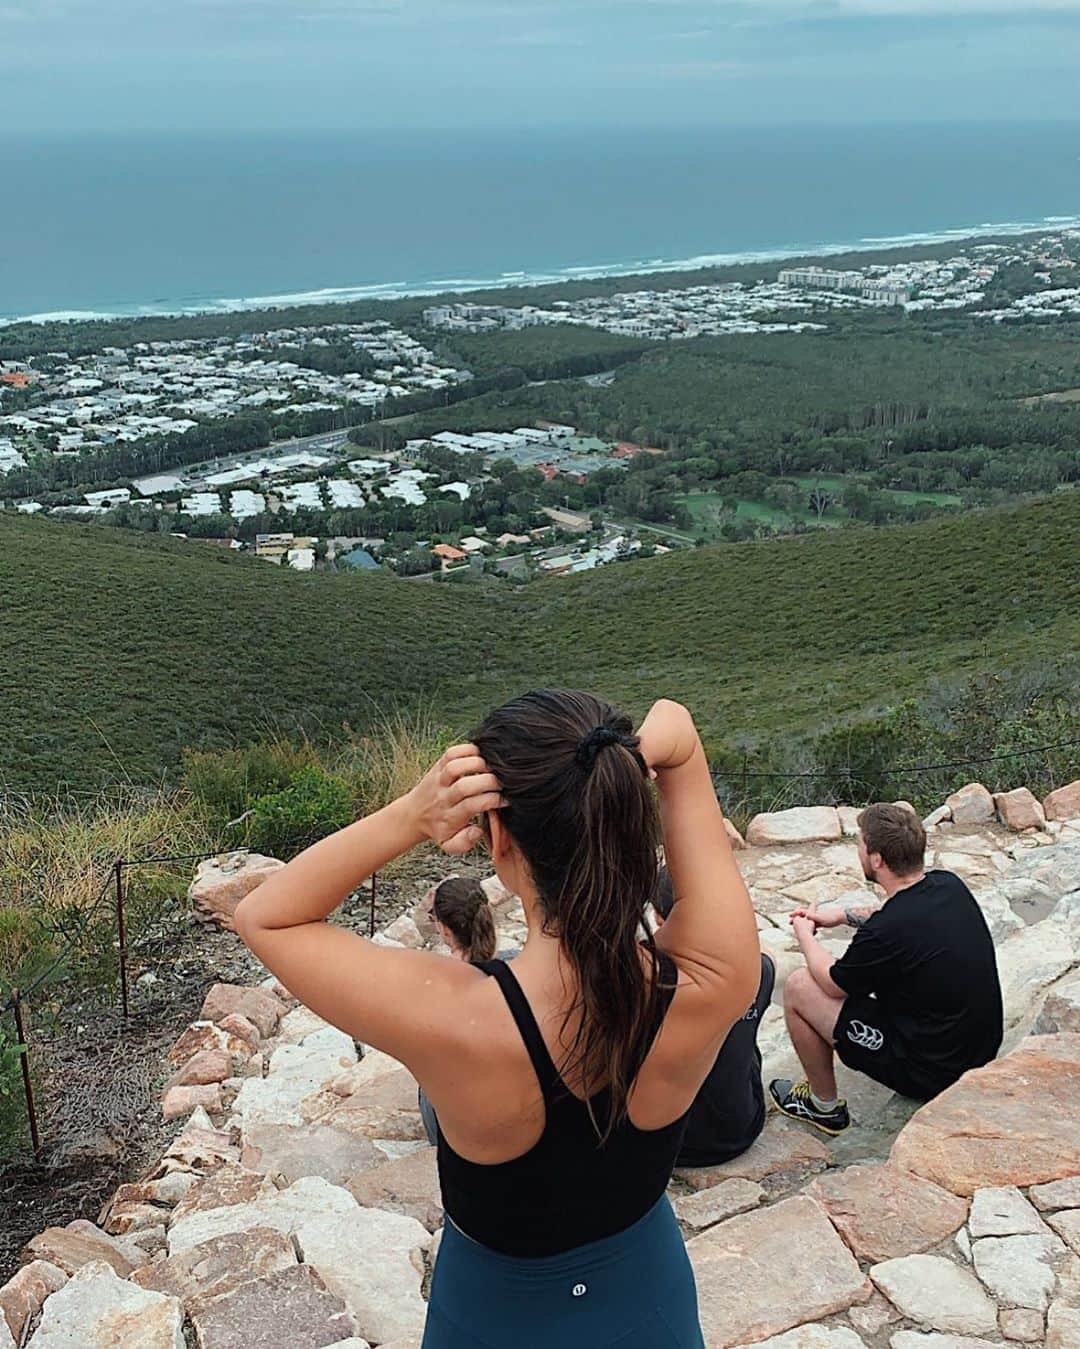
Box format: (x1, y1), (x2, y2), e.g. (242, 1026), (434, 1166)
(858, 803), (926, 875)
(654, 866), (674, 919)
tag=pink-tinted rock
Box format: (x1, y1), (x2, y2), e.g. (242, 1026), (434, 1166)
(22, 1222), (140, 1278)
(200, 983), (284, 1039)
(746, 807), (842, 847)
(168, 1050), (233, 1090)
(303, 1065), (424, 1141)
(189, 1262), (357, 1349)
(1000, 1307), (1046, 1342)
(946, 782), (996, 825)
(132, 1227), (296, 1313)
(217, 1012), (261, 1049)
(807, 1163), (969, 1263)
(189, 852), (285, 929)
(168, 1021), (251, 1068)
(163, 1084), (223, 1121)
(170, 1164), (275, 1226)
(345, 1147), (441, 1231)
(0, 1259), (67, 1341)
(994, 788), (1046, 832)
(152, 1116), (239, 1181)
(1044, 781), (1080, 822)
(687, 1195), (870, 1347)
(891, 1034), (1080, 1196)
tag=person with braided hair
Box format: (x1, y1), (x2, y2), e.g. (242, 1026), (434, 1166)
(234, 689), (758, 1348)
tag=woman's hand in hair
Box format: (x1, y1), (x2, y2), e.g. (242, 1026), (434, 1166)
(637, 700), (698, 776)
(408, 744), (507, 856)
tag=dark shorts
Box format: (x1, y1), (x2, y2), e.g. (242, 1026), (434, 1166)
(833, 996), (932, 1101)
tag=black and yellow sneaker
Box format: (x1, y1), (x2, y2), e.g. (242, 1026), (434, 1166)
(769, 1078), (851, 1136)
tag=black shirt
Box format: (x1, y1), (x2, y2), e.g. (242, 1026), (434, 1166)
(830, 870), (1003, 1095)
(676, 953), (775, 1168)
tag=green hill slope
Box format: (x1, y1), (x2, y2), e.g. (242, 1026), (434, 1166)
(2, 493), (1078, 791)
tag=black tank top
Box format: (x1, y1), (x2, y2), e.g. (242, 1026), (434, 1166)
(437, 953), (689, 1257)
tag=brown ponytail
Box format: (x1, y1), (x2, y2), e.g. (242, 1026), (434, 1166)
(433, 877), (497, 963)
(474, 689), (666, 1143)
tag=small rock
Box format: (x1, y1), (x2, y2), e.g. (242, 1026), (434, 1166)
(672, 1178), (764, 1230)
(945, 783), (995, 826)
(190, 1262), (357, 1349)
(870, 1253), (998, 1336)
(382, 914), (424, 947)
(999, 1307), (1045, 1342)
(1046, 1208), (1080, 1255)
(200, 983), (284, 1038)
(295, 1207), (432, 1345)
(27, 1260), (182, 1347)
(995, 788), (1047, 833)
(162, 1083), (223, 1121)
(746, 807), (843, 847)
(169, 1163), (276, 1225)
(345, 1146), (442, 1231)
(808, 1163), (969, 1264)
(1031, 1176), (1080, 1211)
(968, 1186), (1050, 1238)
(848, 1290), (901, 1335)
(151, 1115), (238, 1180)
(167, 1021), (251, 1067)
(0, 1260), (67, 1343)
(954, 1227), (972, 1262)
(1036, 972), (1080, 1035)
(838, 806), (862, 837)
(166, 1049), (233, 1090)
(970, 1232), (1065, 1311)
(132, 1226), (296, 1312)
(217, 1012), (261, 1049)
(22, 1222), (141, 1278)
(924, 804), (953, 828)
(189, 852), (285, 928)
(1044, 781), (1080, 822)
(303, 1064), (425, 1142)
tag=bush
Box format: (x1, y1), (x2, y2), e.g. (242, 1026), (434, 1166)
(181, 739), (319, 835)
(246, 766), (355, 859)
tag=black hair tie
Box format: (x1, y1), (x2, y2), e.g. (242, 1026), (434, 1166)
(575, 725), (624, 770)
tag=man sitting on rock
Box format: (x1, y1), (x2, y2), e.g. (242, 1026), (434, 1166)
(654, 868), (777, 1166)
(770, 803), (1003, 1135)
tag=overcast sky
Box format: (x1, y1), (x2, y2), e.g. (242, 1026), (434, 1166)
(4, 0), (1080, 134)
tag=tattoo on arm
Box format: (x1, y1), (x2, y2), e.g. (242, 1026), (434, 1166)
(844, 908), (870, 928)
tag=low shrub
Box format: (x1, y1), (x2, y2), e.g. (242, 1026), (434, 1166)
(245, 765), (355, 860)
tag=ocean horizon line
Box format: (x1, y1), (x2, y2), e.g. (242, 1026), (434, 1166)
(3, 212), (1078, 329)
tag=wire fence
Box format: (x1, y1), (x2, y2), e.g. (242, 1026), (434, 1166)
(1, 853), (379, 1160)
(1, 733), (1076, 1159)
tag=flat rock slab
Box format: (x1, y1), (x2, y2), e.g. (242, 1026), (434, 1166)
(241, 1122), (383, 1186)
(22, 1221), (141, 1278)
(998, 1307), (1046, 1342)
(1031, 1177), (1080, 1211)
(890, 1033), (1080, 1195)
(0, 1260), (67, 1343)
(687, 1194), (870, 1348)
(295, 1207), (432, 1346)
(870, 1254), (998, 1336)
(676, 1117), (832, 1190)
(1047, 1301), (1080, 1349)
(968, 1186), (1050, 1238)
(1046, 1208), (1080, 1254)
(345, 1146), (442, 1231)
(971, 1232), (1065, 1310)
(170, 1163), (276, 1225)
(132, 1226), (296, 1313)
(996, 922), (1078, 1034)
(747, 807), (842, 847)
(201, 984), (284, 1039)
(190, 1262), (357, 1349)
(672, 1179), (764, 1230)
(168, 1176), (359, 1256)
(303, 1065), (426, 1142)
(807, 1163), (968, 1263)
(27, 1260), (183, 1347)
(189, 852), (285, 928)
(731, 1329), (867, 1349)
(1036, 972), (1080, 1035)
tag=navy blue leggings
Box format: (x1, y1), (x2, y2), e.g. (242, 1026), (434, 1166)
(422, 1194), (704, 1349)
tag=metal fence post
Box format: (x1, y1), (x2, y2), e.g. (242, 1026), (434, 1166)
(11, 993), (41, 1155)
(115, 861), (129, 1019)
(369, 872), (378, 938)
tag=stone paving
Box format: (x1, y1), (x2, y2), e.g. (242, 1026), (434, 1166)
(3, 783), (1079, 1347)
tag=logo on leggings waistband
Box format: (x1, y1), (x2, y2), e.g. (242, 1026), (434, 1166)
(572, 1283), (587, 1298)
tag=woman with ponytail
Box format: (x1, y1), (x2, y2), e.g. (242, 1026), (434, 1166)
(430, 876), (498, 963)
(234, 690), (758, 1348)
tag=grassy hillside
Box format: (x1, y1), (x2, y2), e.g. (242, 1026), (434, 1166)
(2, 492), (1078, 791)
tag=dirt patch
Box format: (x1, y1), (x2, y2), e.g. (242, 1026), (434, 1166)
(0, 847), (487, 1282)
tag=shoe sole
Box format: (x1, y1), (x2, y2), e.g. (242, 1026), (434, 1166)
(769, 1094), (850, 1137)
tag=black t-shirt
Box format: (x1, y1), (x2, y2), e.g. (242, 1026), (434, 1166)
(677, 954), (774, 1168)
(830, 870), (1003, 1094)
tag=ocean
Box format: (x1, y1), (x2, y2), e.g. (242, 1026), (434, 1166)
(1, 121), (1078, 324)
